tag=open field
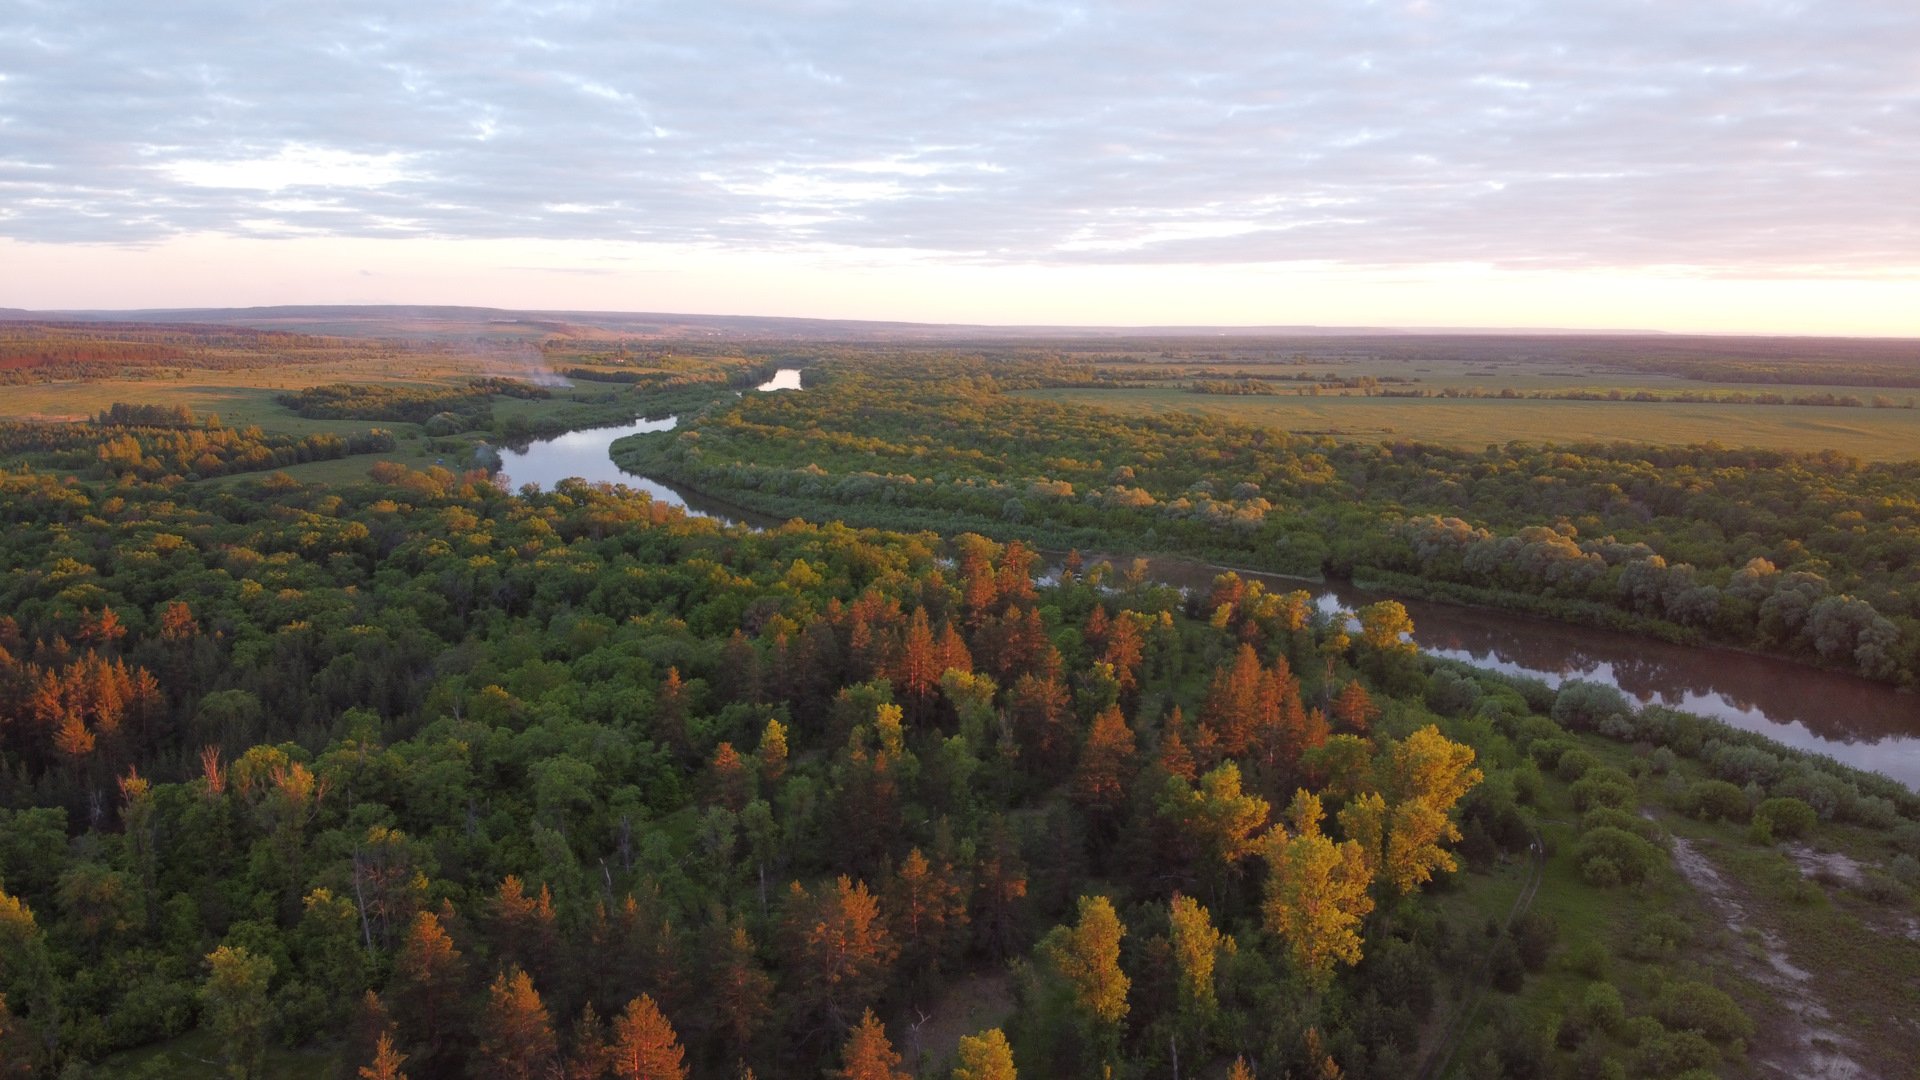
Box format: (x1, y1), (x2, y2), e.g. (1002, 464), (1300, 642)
(1017, 386), (1920, 460)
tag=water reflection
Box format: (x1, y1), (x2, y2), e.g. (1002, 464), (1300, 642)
(755, 368), (804, 391)
(495, 416), (782, 527)
(1078, 554), (1919, 789)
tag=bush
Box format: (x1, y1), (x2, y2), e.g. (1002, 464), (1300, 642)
(1751, 797), (1816, 841)
(1648, 746), (1678, 775)
(1632, 1029), (1720, 1078)
(1653, 980), (1753, 1046)
(1571, 768), (1638, 812)
(1581, 981), (1627, 1034)
(1623, 913), (1691, 961)
(1557, 748), (1602, 782)
(1580, 807), (1665, 846)
(1552, 681), (1633, 732)
(1681, 780), (1750, 823)
(1843, 794), (1900, 829)
(1575, 827), (1661, 887)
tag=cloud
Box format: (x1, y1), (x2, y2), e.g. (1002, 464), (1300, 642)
(0, 0), (1915, 272)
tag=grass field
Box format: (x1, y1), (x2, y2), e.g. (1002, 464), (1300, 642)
(1018, 387), (1920, 460)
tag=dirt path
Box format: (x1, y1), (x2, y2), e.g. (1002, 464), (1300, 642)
(1665, 834), (1870, 1079)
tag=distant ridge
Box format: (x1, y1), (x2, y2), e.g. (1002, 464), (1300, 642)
(4, 303), (1677, 342)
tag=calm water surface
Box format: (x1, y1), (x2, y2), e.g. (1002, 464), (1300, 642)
(493, 368), (1920, 789)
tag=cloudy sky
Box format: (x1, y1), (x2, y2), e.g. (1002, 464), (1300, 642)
(2, 0), (1917, 331)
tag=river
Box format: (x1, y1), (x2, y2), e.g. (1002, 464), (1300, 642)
(492, 368), (1920, 789)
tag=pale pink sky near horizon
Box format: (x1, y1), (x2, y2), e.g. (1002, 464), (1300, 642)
(4, 1), (1918, 334)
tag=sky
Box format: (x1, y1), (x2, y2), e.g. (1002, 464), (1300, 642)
(2, 0), (1917, 333)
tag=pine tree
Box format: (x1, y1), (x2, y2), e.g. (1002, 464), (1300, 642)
(834, 1009), (910, 1080)
(609, 994), (687, 1080)
(358, 1032), (409, 1080)
(476, 968), (557, 1080)
(1073, 705), (1136, 816)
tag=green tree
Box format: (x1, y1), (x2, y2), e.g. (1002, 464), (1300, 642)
(202, 945), (274, 1079)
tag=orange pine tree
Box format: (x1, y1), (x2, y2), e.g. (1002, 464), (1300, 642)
(1073, 706), (1137, 816)
(609, 994), (687, 1080)
(476, 968), (557, 1080)
(834, 1009), (910, 1080)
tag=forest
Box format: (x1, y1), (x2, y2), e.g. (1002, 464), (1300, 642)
(614, 357), (1920, 687)
(1, 323), (1918, 1079)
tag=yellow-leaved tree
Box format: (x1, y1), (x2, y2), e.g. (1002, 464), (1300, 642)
(1260, 791), (1375, 987)
(1338, 725), (1483, 894)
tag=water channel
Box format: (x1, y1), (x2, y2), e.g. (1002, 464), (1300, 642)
(494, 369), (1920, 789)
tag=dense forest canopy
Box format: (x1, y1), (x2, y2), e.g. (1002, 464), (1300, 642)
(1, 329), (1918, 1079)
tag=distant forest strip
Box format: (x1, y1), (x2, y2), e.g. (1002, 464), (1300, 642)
(1236, 384), (1916, 407)
(0, 321), (408, 384)
(277, 377), (550, 422)
(625, 357), (1920, 686)
(0, 415), (396, 481)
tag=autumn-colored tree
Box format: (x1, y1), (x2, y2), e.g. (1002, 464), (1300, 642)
(996, 540), (1038, 608)
(1008, 670), (1073, 779)
(393, 910), (466, 1059)
(788, 876), (896, 1030)
(890, 606), (943, 708)
(1260, 791), (1375, 988)
(756, 717), (789, 785)
(1099, 612), (1145, 694)
(1340, 726), (1483, 894)
(476, 968), (558, 1080)
(1167, 894), (1230, 1018)
(1073, 706), (1136, 817)
(1039, 895), (1129, 1028)
(491, 876), (558, 984)
(1157, 706), (1197, 782)
(655, 667), (690, 759)
(936, 620), (974, 677)
(886, 846), (969, 974)
(1357, 601), (1416, 653)
(1228, 1056), (1255, 1080)
(158, 599), (198, 641)
(952, 1027), (1017, 1080)
(1330, 682), (1376, 732)
(1158, 762), (1271, 889)
(709, 742), (752, 812)
(834, 1009), (910, 1080)
(609, 994), (687, 1080)
(358, 1032), (410, 1080)
(1199, 644), (1264, 756)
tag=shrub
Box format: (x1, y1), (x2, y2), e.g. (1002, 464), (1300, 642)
(1571, 768), (1638, 812)
(1648, 747), (1678, 775)
(1751, 797), (1816, 841)
(1575, 827), (1660, 887)
(1653, 980), (1753, 1046)
(1681, 780), (1750, 823)
(1580, 981), (1626, 1034)
(1580, 807), (1665, 846)
(1552, 681), (1633, 732)
(1632, 1029), (1720, 1077)
(1843, 794), (1900, 830)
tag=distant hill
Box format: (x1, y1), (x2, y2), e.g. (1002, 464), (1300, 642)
(10, 304), (1668, 343)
